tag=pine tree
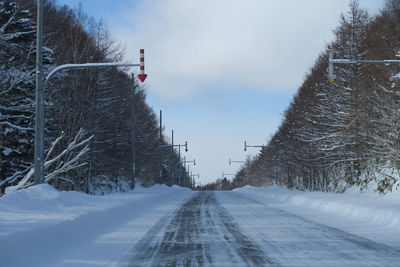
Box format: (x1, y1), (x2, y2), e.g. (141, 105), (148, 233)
(0, 1), (53, 192)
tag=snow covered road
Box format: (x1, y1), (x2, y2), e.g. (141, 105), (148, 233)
(125, 191), (400, 266)
(216, 191), (400, 267)
(2, 185), (400, 266)
(127, 191), (275, 266)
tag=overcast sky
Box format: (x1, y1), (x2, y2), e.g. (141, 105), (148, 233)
(58, 0), (385, 184)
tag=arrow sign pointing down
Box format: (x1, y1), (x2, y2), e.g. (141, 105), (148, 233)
(138, 74), (147, 82)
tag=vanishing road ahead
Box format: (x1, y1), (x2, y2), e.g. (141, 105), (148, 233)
(126, 191), (400, 267)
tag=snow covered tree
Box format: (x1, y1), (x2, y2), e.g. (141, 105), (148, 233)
(0, 1), (53, 193)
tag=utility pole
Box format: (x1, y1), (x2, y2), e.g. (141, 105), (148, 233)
(34, 0), (44, 185)
(189, 173), (200, 188)
(158, 130), (188, 185)
(171, 129), (175, 184)
(184, 157), (196, 186)
(130, 74), (136, 189)
(160, 110), (162, 141)
(159, 110), (163, 183)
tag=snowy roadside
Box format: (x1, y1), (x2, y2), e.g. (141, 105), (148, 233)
(0, 184), (194, 266)
(232, 185), (400, 248)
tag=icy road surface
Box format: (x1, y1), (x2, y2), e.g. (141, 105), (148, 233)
(2, 185), (400, 266)
(126, 191), (400, 267)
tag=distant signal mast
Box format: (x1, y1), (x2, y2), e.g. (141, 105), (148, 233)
(327, 49), (400, 83)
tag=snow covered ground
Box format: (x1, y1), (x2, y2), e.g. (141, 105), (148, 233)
(1, 184), (399, 266)
(229, 185), (400, 248)
(0, 184), (194, 266)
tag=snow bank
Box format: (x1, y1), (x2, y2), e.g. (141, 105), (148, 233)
(235, 185), (400, 230)
(0, 184), (194, 266)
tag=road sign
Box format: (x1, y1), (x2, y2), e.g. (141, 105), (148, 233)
(138, 49), (147, 82)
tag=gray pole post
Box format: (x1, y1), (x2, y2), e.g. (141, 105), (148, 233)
(178, 144), (181, 161)
(159, 110), (162, 183)
(34, 0), (44, 185)
(130, 75), (136, 189)
(171, 130), (174, 147)
(160, 110), (162, 141)
(171, 129), (175, 184)
(328, 49), (335, 83)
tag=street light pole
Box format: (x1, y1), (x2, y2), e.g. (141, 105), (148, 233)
(189, 173), (200, 188)
(130, 74), (136, 189)
(34, 52), (147, 185)
(184, 157), (196, 168)
(159, 110), (163, 183)
(184, 157), (196, 185)
(34, 0), (44, 185)
(158, 131), (188, 185)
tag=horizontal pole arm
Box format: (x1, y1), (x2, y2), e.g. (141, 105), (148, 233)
(46, 62), (140, 82)
(158, 144), (183, 149)
(331, 59), (400, 65)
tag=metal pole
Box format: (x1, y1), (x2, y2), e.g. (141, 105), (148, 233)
(130, 75), (136, 189)
(328, 49), (335, 83)
(159, 110), (162, 183)
(171, 130), (174, 147)
(160, 110), (162, 140)
(171, 130), (174, 184)
(178, 144), (181, 185)
(34, 0), (44, 185)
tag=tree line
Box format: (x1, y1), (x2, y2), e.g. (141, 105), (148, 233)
(0, 0), (190, 195)
(230, 0), (400, 194)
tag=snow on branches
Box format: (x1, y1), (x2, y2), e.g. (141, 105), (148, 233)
(4, 129), (93, 194)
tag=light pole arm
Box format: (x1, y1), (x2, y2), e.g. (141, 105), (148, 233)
(331, 59), (400, 64)
(46, 62), (141, 83)
(159, 143), (187, 150)
(229, 159), (245, 165)
(244, 141), (265, 151)
(327, 49), (400, 83)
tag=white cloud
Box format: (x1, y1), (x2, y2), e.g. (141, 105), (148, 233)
(110, 0), (380, 99)
(103, 0), (385, 182)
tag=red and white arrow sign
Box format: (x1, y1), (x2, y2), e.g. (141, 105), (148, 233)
(137, 49), (147, 83)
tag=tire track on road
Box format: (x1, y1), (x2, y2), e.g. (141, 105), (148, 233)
(128, 191), (279, 267)
(217, 191), (400, 267)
